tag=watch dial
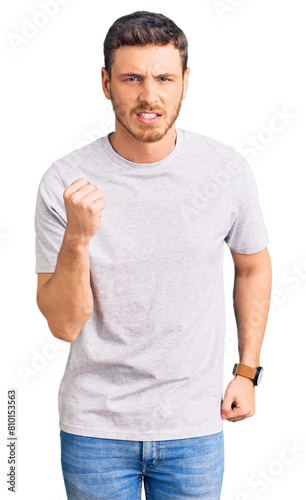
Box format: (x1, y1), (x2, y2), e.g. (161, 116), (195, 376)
(257, 367), (264, 385)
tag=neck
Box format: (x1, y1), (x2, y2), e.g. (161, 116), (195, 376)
(108, 122), (177, 164)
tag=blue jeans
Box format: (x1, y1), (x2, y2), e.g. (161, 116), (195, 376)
(60, 429), (224, 499)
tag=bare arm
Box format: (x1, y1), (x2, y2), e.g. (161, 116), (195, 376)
(231, 246), (272, 367)
(37, 235), (93, 343)
(221, 247), (272, 422)
(36, 178), (105, 343)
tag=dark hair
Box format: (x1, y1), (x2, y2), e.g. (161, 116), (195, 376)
(103, 11), (188, 81)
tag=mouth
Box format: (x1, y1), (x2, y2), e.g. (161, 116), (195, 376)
(135, 112), (162, 124)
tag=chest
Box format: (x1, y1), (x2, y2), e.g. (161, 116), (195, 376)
(89, 175), (232, 270)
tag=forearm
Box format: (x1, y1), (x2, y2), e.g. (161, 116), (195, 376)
(233, 267), (272, 366)
(37, 230), (93, 342)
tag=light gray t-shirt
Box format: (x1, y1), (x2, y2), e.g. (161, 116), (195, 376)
(34, 128), (269, 441)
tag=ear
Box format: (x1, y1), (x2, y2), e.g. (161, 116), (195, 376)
(182, 67), (190, 100)
(101, 67), (111, 100)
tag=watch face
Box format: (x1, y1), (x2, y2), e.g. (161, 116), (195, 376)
(256, 367), (264, 385)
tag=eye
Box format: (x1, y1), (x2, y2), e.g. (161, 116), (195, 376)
(159, 77), (171, 82)
(125, 77), (139, 82)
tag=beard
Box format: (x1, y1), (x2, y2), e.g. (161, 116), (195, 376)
(109, 88), (184, 143)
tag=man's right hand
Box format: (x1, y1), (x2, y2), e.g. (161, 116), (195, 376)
(63, 178), (106, 244)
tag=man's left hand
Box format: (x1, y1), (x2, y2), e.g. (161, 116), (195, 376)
(221, 375), (255, 422)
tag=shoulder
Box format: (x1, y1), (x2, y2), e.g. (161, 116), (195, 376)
(52, 137), (103, 173)
(38, 136), (105, 188)
(180, 128), (234, 157)
(179, 128), (250, 180)
(179, 128), (244, 172)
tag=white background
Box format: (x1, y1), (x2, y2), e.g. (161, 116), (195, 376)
(1, 0), (305, 498)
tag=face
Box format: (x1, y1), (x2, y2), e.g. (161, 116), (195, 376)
(102, 44), (190, 143)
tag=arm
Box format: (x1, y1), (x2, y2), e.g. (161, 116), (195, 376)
(36, 177), (105, 343)
(232, 246), (272, 367)
(221, 246), (272, 422)
(36, 234), (93, 343)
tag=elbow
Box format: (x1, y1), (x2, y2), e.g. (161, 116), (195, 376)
(49, 308), (93, 343)
(36, 300), (93, 343)
(48, 324), (78, 343)
(47, 318), (84, 343)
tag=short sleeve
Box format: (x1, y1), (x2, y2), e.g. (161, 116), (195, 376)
(224, 150), (269, 254)
(34, 164), (67, 273)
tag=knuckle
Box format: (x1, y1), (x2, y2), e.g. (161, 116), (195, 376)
(87, 202), (96, 212)
(93, 186), (102, 196)
(70, 195), (79, 205)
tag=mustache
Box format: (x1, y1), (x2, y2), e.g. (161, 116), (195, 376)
(133, 108), (164, 115)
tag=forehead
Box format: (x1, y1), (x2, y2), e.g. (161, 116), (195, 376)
(111, 44), (182, 74)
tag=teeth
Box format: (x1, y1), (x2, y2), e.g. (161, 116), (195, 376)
(139, 113), (159, 118)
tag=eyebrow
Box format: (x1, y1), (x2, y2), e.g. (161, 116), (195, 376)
(118, 73), (177, 78)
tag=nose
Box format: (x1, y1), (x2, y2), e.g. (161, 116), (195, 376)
(137, 79), (159, 107)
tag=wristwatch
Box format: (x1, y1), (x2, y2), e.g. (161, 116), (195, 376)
(232, 363), (264, 386)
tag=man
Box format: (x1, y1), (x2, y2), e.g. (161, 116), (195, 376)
(34, 10), (272, 500)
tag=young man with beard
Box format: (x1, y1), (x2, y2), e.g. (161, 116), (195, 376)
(35, 10), (272, 500)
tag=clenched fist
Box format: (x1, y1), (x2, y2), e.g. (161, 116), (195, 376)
(63, 178), (106, 244)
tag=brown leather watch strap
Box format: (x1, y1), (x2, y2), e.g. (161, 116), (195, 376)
(235, 364), (257, 380)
